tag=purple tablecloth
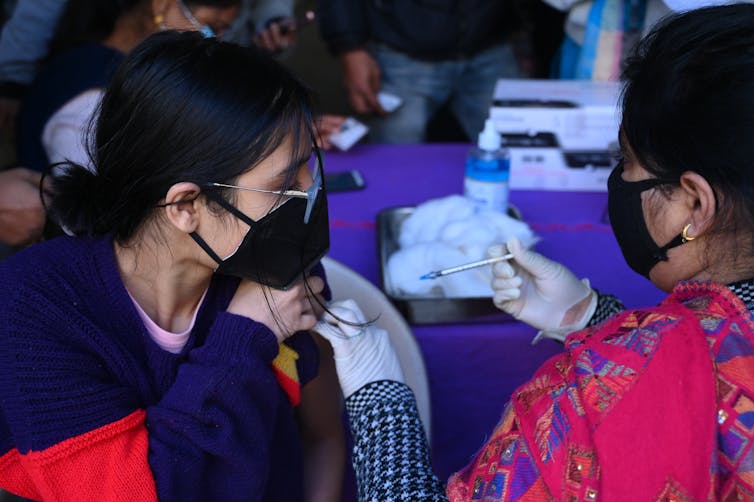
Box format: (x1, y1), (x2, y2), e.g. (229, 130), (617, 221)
(324, 144), (665, 486)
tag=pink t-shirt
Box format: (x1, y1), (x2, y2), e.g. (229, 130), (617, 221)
(128, 290), (208, 354)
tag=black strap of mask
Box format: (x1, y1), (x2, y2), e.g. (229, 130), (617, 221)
(620, 177), (676, 194)
(189, 231), (224, 265)
(203, 190), (257, 226)
(188, 190), (259, 266)
(652, 233), (685, 262)
(633, 178), (668, 191)
(642, 179), (685, 262)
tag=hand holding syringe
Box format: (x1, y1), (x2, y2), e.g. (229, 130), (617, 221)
(420, 253), (514, 280)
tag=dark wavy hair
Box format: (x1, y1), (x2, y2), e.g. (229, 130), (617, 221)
(48, 30), (314, 242)
(620, 4), (754, 247)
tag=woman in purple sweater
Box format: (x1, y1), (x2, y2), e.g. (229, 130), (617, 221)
(0, 31), (343, 501)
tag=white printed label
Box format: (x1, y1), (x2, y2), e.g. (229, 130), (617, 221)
(464, 178), (509, 213)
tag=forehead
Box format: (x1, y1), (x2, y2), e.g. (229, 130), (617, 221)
(237, 135), (313, 184)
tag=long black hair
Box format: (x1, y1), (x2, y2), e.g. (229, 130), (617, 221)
(48, 30), (315, 242)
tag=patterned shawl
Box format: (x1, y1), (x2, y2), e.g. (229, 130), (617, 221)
(447, 280), (754, 500)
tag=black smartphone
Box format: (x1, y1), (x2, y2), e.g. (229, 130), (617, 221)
(325, 170), (366, 192)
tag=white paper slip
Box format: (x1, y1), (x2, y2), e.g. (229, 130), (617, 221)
(329, 117), (369, 151)
(377, 92), (403, 113)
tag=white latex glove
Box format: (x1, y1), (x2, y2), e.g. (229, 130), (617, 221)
(313, 299), (404, 398)
(490, 237), (597, 343)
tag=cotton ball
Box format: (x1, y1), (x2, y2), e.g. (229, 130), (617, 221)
(399, 195), (476, 248)
(480, 209), (539, 249)
(387, 243), (469, 296)
(440, 218), (498, 260)
(390, 194), (538, 299)
(438, 265), (494, 298)
(387, 242), (496, 298)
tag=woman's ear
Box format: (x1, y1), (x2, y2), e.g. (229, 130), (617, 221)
(162, 182), (202, 233)
(678, 171), (716, 237)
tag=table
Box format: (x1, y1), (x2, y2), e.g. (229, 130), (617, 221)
(323, 144), (665, 486)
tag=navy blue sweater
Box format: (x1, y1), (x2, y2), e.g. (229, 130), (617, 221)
(0, 236), (318, 501)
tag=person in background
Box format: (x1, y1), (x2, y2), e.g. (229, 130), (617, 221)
(314, 4), (754, 500)
(15, 0), (240, 173)
(224, 0), (294, 50)
(316, 0), (523, 144)
(545, 0), (739, 80)
(0, 167), (44, 246)
(0, 0), (308, 139)
(0, 0), (66, 136)
(0, 0), (342, 252)
(0, 31), (344, 501)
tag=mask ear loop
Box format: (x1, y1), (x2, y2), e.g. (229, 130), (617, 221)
(186, 190), (258, 267)
(652, 183), (714, 259)
(651, 233), (685, 261)
(203, 189), (256, 226)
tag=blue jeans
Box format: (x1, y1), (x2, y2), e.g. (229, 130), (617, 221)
(369, 42), (521, 144)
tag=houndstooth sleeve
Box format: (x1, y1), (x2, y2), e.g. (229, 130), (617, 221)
(345, 380), (448, 502)
(586, 290), (625, 327)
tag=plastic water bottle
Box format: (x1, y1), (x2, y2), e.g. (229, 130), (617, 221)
(464, 119), (510, 213)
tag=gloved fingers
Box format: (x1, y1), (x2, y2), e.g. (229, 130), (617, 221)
(492, 257), (518, 279)
(323, 299), (368, 326)
(505, 236), (524, 255)
(487, 244), (507, 258)
(322, 305), (356, 325)
(340, 298), (368, 322)
(312, 320), (349, 347)
(506, 236), (561, 280)
(505, 237), (536, 272)
(491, 275), (521, 292)
(493, 287), (521, 303)
(493, 294), (524, 318)
(323, 311), (368, 338)
(368, 325), (391, 345)
(493, 287), (521, 304)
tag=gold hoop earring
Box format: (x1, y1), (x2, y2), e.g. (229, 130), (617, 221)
(154, 14), (164, 26)
(681, 223), (696, 243)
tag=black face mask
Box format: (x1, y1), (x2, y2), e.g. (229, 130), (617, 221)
(607, 165), (685, 278)
(190, 184), (329, 290)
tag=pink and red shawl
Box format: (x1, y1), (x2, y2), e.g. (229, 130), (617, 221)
(447, 281), (754, 500)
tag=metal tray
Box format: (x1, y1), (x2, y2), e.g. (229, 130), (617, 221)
(377, 206), (513, 325)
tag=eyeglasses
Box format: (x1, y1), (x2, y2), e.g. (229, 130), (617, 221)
(177, 0), (217, 38)
(208, 147), (324, 223)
